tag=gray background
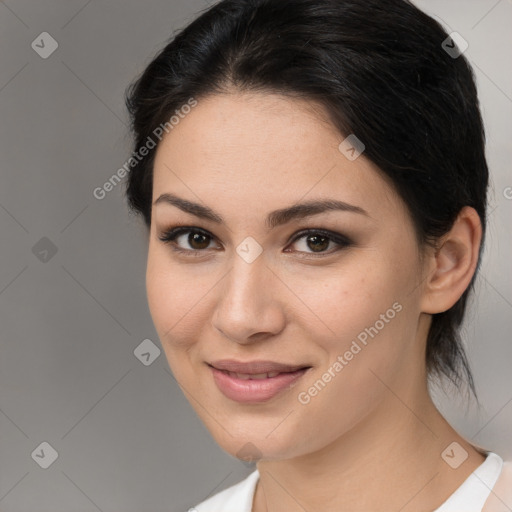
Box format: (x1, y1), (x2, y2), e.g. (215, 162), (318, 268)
(0, 0), (510, 510)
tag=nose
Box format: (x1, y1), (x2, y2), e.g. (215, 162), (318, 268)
(212, 255), (286, 345)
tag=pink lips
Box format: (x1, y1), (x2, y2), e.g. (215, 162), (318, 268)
(208, 359), (311, 403)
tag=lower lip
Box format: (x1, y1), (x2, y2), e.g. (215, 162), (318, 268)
(210, 366), (310, 403)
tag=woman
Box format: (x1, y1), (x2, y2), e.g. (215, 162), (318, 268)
(123, 0), (511, 510)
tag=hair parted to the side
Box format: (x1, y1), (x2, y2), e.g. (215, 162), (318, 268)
(124, 0), (489, 396)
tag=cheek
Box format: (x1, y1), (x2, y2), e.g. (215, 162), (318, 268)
(145, 245), (211, 350)
(289, 260), (415, 404)
(145, 253), (216, 389)
(285, 256), (407, 350)
(290, 255), (419, 433)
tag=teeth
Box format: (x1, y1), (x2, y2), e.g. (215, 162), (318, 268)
(248, 373), (271, 380)
(233, 372), (251, 380)
(227, 371), (281, 380)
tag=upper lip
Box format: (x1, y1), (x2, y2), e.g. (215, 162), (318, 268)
(208, 359), (311, 374)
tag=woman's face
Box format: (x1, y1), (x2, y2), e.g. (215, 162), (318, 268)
(146, 91), (430, 461)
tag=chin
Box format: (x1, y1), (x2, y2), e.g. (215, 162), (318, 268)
(200, 413), (313, 464)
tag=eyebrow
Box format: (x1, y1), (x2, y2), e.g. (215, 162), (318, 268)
(153, 193), (369, 229)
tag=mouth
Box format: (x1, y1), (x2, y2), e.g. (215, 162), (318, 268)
(207, 360), (312, 403)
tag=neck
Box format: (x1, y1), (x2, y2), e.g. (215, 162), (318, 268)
(253, 385), (485, 512)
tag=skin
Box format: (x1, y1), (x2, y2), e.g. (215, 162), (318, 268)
(146, 91), (485, 511)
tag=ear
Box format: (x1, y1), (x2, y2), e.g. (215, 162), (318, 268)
(420, 206), (483, 314)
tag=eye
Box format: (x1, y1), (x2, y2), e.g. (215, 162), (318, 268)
(285, 229), (352, 255)
(158, 226), (352, 258)
(158, 226), (219, 254)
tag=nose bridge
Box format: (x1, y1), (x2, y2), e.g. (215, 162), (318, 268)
(212, 249), (284, 343)
(227, 257), (261, 305)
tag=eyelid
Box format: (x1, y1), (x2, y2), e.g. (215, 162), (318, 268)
(157, 225), (352, 256)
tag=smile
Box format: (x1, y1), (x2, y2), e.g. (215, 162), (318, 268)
(207, 360), (312, 403)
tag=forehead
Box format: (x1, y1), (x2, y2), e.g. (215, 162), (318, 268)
(151, 92), (403, 222)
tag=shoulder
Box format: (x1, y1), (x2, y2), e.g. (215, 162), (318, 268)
(482, 458), (512, 512)
(192, 470), (259, 512)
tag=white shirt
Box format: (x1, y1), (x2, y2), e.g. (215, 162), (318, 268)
(192, 452), (512, 512)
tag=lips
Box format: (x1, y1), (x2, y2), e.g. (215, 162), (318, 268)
(208, 359), (312, 403)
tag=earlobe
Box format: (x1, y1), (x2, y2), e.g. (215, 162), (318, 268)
(420, 206), (482, 314)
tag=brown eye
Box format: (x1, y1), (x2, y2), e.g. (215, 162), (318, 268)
(158, 227), (218, 252)
(305, 234), (330, 252)
(287, 229), (352, 255)
(188, 232), (210, 250)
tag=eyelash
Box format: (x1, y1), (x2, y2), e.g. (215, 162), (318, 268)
(157, 225), (353, 258)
